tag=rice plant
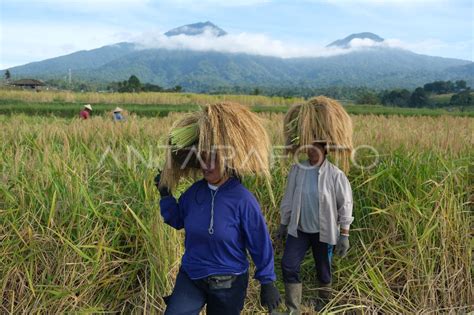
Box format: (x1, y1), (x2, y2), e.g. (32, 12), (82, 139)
(0, 113), (472, 313)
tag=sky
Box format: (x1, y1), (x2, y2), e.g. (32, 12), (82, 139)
(0, 0), (473, 69)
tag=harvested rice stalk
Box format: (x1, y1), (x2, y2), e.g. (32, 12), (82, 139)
(160, 102), (272, 192)
(170, 123), (199, 150)
(283, 96), (353, 173)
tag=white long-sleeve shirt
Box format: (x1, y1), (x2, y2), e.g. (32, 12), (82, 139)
(280, 159), (354, 245)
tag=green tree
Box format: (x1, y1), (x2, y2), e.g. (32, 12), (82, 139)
(455, 80), (467, 91)
(142, 83), (163, 92)
(4, 69), (11, 81)
(423, 80), (456, 94)
(410, 87), (429, 107)
(356, 91), (379, 105)
(450, 90), (473, 106)
(128, 75), (141, 92)
(381, 89), (411, 107)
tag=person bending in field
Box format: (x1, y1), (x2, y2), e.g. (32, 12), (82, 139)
(112, 107), (125, 121)
(276, 142), (354, 313)
(79, 104), (92, 119)
(155, 152), (281, 315)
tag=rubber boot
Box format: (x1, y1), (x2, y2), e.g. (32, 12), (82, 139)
(314, 282), (332, 312)
(285, 282), (302, 315)
(271, 283), (302, 315)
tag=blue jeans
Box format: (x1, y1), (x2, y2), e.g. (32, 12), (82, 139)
(165, 269), (249, 315)
(281, 231), (333, 284)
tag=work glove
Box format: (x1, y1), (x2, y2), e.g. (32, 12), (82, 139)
(334, 234), (349, 257)
(275, 224), (288, 241)
(154, 171), (171, 197)
(260, 282), (281, 312)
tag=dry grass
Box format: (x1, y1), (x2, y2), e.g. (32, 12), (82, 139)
(0, 113), (472, 313)
(0, 89), (303, 106)
(284, 96), (353, 173)
(161, 102), (271, 190)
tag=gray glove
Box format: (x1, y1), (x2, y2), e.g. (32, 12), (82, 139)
(334, 235), (349, 257)
(275, 224), (288, 241)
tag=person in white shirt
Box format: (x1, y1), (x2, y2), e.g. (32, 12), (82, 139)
(276, 141), (353, 313)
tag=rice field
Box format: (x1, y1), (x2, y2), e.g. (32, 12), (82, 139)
(0, 90), (304, 106)
(0, 90), (472, 118)
(0, 112), (472, 313)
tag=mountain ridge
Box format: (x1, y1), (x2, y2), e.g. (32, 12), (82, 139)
(3, 23), (473, 91)
(164, 21), (227, 37)
(328, 32), (384, 48)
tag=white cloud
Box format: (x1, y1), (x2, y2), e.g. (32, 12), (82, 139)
(133, 31), (474, 61)
(2, 22), (471, 69)
(134, 30), (353, 58)
(132, 30), (430, 58)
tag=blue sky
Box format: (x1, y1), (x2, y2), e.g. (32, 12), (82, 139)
(1, 0), (473, 69)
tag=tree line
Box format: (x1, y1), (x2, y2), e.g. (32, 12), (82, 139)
(356, 80), (472, 108)
(108, 75), (183, 93)
(3, 69), (472, 107)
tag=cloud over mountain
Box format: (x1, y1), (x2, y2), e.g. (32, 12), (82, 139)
(132, 27), (414, 59)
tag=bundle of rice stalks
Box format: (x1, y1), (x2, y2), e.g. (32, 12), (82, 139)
(284, 96), (353, 173)
(160, 102), (272, 190)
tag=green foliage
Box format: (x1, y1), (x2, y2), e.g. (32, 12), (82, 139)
(455, 80), (467, 90)
(1, 99), (472, 118)
(423, 80), (467, 94)
(381, 89), (411, 107)
(6, 44), (474, 92)
(379, 79), (472, 108)
(450, 89), (473, 106)
(116, 75), (142, 92)
(410, 87), (430, 108)
(128, 75), (141, 91)
(356, 91), (380, 105)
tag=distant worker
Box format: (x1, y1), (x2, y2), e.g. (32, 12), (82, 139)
(113, 107), (125, 121)
(80, 104), (92, 120)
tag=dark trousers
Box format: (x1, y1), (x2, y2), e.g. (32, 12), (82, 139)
(281, 231), (333, 284)
(165, 269), (249, 315)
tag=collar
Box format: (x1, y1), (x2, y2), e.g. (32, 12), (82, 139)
(203, 177), (240, 192)
(297, 158), (329, 174)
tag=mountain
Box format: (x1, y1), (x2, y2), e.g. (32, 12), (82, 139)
(8, 42), (137, 78)
(70, 47), (471, 90)
(164, 21), (227, 37)
(4, 25), (473, 91)
(327, 32), (384, 48)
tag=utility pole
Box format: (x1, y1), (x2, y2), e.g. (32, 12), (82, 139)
(68, 69), (72, 85)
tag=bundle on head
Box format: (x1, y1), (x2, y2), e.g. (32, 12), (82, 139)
(284, 96), (353, 173)
(160, 101), (271, 190)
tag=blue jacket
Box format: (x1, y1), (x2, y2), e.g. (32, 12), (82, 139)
(160, 177), (276, 284)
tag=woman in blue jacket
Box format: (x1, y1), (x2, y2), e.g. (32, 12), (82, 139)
(155, 154), (280, 314)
